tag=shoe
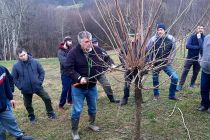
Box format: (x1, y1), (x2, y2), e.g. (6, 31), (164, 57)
(190, 84), (195, 88)
(16, 135), (34, 140)
(58, 106), (65, 112)
(119, 98), (128, 106)
(208, 108), (210, 114)
(197, 105), (208, 111)
(89, 124), (100, 132)
(48, 112), (57, 119)
(176, 85), (183, 91)
(67, 101), (72, 105)
(110, 99), (120, 103)
(168, 96), (180, 101)
(88, 115), (100, 132)
(28, 115), (36, 124)
(153, 95), (159, 101)
(107, 95), (120, 103)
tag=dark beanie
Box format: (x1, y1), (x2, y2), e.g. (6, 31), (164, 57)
(63, 36), (72, 43)
(157, 23), (166, 30)
(92, 38), (98, 43)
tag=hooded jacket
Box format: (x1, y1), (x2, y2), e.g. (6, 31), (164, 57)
(200, 34), (210, 74)
(58, 42), (72, 75)
(0, 65), (13, 112)
(12, 56), (45, 94)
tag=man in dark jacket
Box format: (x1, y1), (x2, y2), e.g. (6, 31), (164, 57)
(65, 31), (102, 140)
(92, 38), (119, 103)
(12, 48), (56, 124)
(146, 23), (179, 100)
(176, 25), (205, 91)
(0, 65), (33, 140)
(197, 34), (210, 113)
(58, 36), (73, 111)
(119, 32), (141, 106)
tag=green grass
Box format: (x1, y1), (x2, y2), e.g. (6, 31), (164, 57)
(0, 50), (209, 140)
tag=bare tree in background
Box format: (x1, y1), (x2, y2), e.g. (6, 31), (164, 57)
(0, 0), (30, 60)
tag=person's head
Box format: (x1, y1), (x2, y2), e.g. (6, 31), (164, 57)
(128, 31), (140, 42)
(156, 23), (166, 37)
(16, 48), (28, 61)
(78, 31), (92, 51)
(63, 36), (72, 48)
(92, 38), (98, 47)
(196, 25), (204, 34)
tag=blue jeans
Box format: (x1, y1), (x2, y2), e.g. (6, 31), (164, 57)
(152, 65), (179, 97)
(200, 71), (210, 108)
(0, 101), (23, 139)
(71, 86), (98, 120)
(59, 75), (72, 107)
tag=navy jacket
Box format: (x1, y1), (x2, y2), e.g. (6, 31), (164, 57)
(65, 44), (104, 89)
(58, 43), (72, 76)
(0, 66), (13, 112)
(12, 56), (45, 94)
(186, 33), (205, 59)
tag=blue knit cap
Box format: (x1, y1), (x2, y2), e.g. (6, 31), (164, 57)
(92, 38), (98, 43)
(157, 23), (166, 30)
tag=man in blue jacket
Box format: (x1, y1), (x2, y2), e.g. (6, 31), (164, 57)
(177, 25), (205, 91)
(12, 48), (56, 124)
(0, 65), (33, 140)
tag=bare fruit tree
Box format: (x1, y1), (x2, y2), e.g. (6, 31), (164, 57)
(86, 0), (210, 139)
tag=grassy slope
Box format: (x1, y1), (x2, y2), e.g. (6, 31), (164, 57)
(0, 50), (209, 140)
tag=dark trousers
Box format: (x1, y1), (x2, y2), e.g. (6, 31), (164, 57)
(200, 71), (210, 108)
(179, 59), (200, 86)
(22, 87), (54, 117)
(59, 75), (72, 107)
(123, 70), (134, 99)
(96, 74), (113, 95)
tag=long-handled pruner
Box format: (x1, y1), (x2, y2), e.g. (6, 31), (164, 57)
(72, 64), (123, 86)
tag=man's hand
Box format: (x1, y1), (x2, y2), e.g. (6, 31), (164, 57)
(110, 64), (117, 69)
(10, 100), (16, 109)
(197, 33), (201, 39)
(80, 77), (88, 84)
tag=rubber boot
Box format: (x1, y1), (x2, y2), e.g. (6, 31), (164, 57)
(71, 118), (80, 140)
(107, 95), (120, 103)
(88, 115), (100, 132)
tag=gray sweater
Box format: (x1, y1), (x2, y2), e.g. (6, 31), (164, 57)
(200, 34), (210, 74)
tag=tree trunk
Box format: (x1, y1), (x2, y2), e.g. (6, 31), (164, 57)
(134, 76), (142, 140)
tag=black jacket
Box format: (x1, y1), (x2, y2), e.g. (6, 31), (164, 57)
(0, 65), (13, 113)
(65, 44), (104, 89)
(12, 56), (45, 94)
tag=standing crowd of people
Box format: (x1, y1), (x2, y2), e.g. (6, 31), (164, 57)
(1, 23), (210, 140)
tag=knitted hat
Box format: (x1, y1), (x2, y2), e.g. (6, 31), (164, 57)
(92, 38), (98, 43)
(157, 23), (166, 30)
(63, 36), (72, 43)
